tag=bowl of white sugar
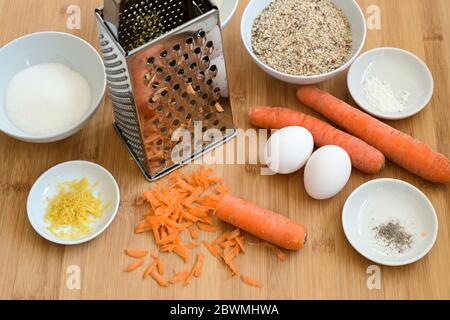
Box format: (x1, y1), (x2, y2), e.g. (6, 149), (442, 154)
(0, 32), (106, 143)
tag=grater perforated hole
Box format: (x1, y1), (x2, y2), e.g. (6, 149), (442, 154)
(177, 106), (185, 113)
(213, 119), (220, 126)
(173, 83), (181, 91)
(197, 30), (206, 45)
(193, 47), (202, 59)
(204, 41), (214, 54)
(164, 75), (172, 82)
(186, 113), (192, 120)
(152, 81), (160, 89)
(209, 65), (218, 78)
(201, 56), (210, 68)
(173, 119), (180, 126)
(185, 36), (194, 49)
(160, 50), (168, 58)
(197, 71), (205, 81)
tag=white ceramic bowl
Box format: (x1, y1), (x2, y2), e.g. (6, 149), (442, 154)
(211, 0), (239, 28)
(0, 32), (106, 143)
(342, 179), (438, 266)
(347, 47), (434, 120)
(241, 0), (367, 85)
(27, 161), (120, 245)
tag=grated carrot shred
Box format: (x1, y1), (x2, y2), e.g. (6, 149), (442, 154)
(123, 167), (267, 289)
(240, 275), (263, 288)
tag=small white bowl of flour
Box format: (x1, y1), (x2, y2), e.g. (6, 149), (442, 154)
(0, 32), (106, 143)
(348, 47), (434, 120)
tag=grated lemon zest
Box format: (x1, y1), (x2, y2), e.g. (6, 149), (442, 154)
(44, 177), (108, 239)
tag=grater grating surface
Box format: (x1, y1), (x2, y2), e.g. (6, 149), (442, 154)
(96, 1), (236, 181)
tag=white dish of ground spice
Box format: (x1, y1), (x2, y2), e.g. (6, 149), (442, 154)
(241, 0), (367, 84)
(348, 47), (434, 120)
(343, 179), (438, 266)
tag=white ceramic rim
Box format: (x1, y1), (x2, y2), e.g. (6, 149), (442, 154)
(0, 31), (106, 141)
(27, 161), (120, 246)
(342, 178), (439, 266)
(219, 0), (239, 29)
(347, 47), (434, 120)
(240, 0), (367, 81)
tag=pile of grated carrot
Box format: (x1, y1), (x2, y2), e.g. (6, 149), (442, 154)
(124, 167), (286, 288)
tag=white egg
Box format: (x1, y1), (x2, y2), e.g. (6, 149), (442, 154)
(264, 126), (314, 174)
(304, 145), (352, 200)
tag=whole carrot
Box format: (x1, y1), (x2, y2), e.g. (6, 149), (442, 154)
(249, 106), (385, 174)
(297, 86), (450, 183)
(215, 194), (307, 251)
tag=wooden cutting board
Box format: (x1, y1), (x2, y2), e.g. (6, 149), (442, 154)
(0, 0), (449, 299)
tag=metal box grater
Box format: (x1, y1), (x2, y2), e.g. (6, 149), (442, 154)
(95, 0), (237, 181)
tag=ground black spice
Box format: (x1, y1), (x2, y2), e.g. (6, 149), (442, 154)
(373, 219), (413, 254)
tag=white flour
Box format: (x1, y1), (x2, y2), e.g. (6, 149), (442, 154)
(5, 63), (91, 136)
(363, 76), (410, 113)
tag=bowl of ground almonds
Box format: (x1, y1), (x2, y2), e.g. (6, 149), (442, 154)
(241, 0), (367, 84)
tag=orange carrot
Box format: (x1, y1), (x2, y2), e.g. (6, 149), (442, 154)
(249, 106), (385, 174)
(226, 229), (241, 240)
(124, 250), (148, 259)
(240, 275), (263, 288)
(184, 253), (204, 286)
(216, 194), (307, 251)
(188, 225), (199, 239)
(197, 223), (218, 233)
(202, 241), (219, 257)
(223, 246), (240, 264)
(143, 261), (158, 279)
(226, 259), (239, 276)
(193, 253), (206, 277)
(297, 86), (450, 183)
(124, 258), (145, 272)
(235, 236), (246, 253)
(155, 256), (165, 275)
(212, 232), (231, 245)
(169, 270), (190, 284)
(220, 240), (236, 248)
(150, 271), (169, 287)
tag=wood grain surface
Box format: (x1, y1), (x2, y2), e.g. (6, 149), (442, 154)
(0, 0), (449, 300)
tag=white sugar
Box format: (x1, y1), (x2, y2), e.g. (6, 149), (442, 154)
(5, 63), (91, 136)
